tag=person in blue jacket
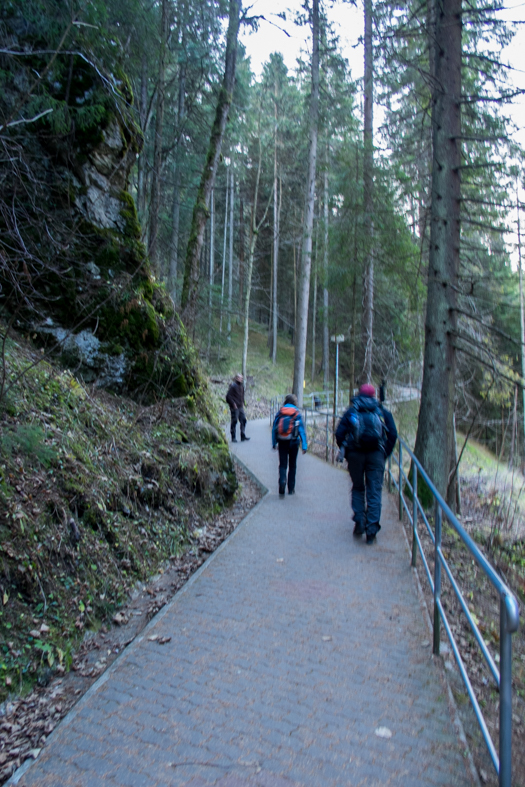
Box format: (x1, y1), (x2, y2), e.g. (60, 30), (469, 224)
(272, 394), (308, 497)
(336, 383), (397, 544)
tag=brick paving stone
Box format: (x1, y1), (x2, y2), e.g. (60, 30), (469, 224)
(9, 418), (475, 787)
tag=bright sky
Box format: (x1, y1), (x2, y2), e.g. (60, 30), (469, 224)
(240, 0), (525, 146)
(240, 0), (525, 261)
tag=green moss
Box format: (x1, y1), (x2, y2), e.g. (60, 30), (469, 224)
(118, 190), (142, 242)
(94, 236), (121, 272)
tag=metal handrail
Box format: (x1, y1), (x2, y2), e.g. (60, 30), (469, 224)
(388, 437), (520, 787)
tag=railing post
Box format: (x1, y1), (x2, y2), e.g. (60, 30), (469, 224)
(411, 462), (418, 568)
(398, 441), (403, 520)
(433, 501), (442, 656)
(499, 596), (513, 787)
(325, 410), (329, 462)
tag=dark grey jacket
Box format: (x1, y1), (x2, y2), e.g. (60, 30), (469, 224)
(226, 381), (244, 410)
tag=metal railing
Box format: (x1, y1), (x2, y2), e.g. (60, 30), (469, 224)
(388, 437), (520, 787)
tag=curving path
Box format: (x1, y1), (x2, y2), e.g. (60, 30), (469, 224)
(9, 418), (474, 787)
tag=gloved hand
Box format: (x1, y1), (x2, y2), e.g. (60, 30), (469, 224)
(336, 446), (345, 463)
(302, 449), (307, 455)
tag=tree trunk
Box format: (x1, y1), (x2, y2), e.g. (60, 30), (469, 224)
(349, 272), (357, 402)
(181, 0), (241, 328)
(311, 262), (317, 384)
(292, 0), (319, 407)
(227, 167), (234, 339)
(206, 188), (215, 358)
(361, 0), (374, 384)
(413, 0), (461, 499)
(322, 166), (329, 389)
(242, 140), (268, 379)
(219, 171), (229, 339)
(239, 194), (244, 307)
(137, 54), (148, 223)
(148, 0), (169, 269)
(168, 27), (187, 301)
(509, 384), (518, 469)
(518, 189), (525, 471)
(271, 114), (281, 365)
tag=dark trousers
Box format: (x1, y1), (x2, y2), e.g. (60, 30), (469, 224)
(346, 449), (385, 536)
(278, 441), (299, 492)
(230, 407), (246, 439)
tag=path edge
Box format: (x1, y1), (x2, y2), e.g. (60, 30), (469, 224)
(7, 457), (269, 786)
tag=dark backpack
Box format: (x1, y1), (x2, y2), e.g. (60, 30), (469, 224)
(277, 406), (300, 441)
(350, 405), (385, 450)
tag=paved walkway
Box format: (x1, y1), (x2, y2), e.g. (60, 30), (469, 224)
(11, 419), (473, 787)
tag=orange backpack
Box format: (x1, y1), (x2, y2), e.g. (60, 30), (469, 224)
(277, 406), (300, 441)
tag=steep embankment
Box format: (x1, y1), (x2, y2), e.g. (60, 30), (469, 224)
(0, 332), (238, 700)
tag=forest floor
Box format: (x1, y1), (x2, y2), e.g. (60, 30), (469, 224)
(0, 463), (262, 784)
(0, 327), (266, 784)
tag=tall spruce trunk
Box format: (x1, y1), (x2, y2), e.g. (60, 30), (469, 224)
(271, 95), (280, 365)
(361, 0), (374, 384)
(292, 0), (319, 407)
(350, 273), (357, 402)
(311, 265), (317, 383)
(181, 0), (241, 328)
(169, 31), (187, 301)
(518, 190), (525, 471)
(148, 0), (169, 268)
(219, 172), (229, 339)
(137, 55), (148, 223)
(242, 141), (269, 379)
(206, 189), (215, 358)
(413, 0), (461, 499)
(227, 168), (234, 339)
(239, 194), (244, 307)
(322, 166), (329, 389)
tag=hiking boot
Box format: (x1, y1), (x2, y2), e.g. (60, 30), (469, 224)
(288, 489), (295, 495)
(279, 485), (285, 497)
(353, 525), (365, 536)
(231, 438), (238, 443)
(241, 435), (250, 441)
(366, 533), (376, 544)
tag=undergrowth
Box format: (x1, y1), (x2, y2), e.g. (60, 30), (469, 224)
(0, 334), (237, 700)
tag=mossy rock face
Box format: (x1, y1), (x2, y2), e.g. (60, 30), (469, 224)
(0, 15), (204, 410)
(174, 445), (236, 500)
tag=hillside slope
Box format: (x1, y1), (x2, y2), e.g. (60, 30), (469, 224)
(0, 332), (238, 700)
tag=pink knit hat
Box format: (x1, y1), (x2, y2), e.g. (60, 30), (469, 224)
(359, 383), (376, 397)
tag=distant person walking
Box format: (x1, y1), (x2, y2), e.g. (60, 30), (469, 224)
(272, 394), (307, 497)
(336, 383), (397, 544)
(226, 374), (250, 443)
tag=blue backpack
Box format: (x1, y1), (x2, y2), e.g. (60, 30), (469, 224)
(349, 404), (385, 450)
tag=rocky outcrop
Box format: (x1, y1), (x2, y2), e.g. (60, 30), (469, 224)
(74, 118), (138, 232)
(0, 8), (207, 407)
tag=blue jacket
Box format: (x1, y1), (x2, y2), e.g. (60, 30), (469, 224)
(335, 395), (397, 458)
(272, 404), (308, 451)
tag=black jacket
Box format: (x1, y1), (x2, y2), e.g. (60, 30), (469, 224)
(226, 380), (245, 410)
(335, 395), (397, 458)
